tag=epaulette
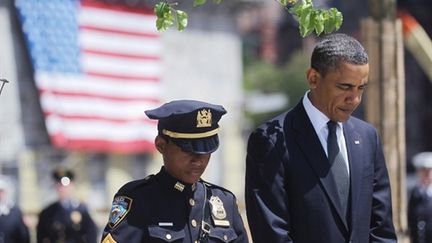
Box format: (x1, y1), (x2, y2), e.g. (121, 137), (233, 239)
(200, 179), (235, 196)
(118, 174), (155, 194)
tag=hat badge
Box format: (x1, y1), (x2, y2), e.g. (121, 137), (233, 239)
(196, 109), (212, 128)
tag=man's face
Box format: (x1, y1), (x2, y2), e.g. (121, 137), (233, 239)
(307, 62), (369, 122)
(155, 136), (210, 184)
(418, 168), (432, 186)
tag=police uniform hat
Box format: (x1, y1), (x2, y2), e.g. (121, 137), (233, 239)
(413, 152), (432, 169)
(145, 100), (227, 154)
(52, 167), (75, 186)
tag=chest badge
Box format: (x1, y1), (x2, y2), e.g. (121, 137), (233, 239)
(70, 210), (82, 224)
(209, 196), (226, 220)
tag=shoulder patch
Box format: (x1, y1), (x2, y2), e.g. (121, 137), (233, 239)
(102, 233), (117, 243)
(108, 196), (133, 229)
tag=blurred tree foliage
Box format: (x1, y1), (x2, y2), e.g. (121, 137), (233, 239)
(155, 0), (342, 37)
(244, 51), (309, 127)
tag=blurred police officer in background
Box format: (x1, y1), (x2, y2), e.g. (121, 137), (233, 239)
(37, 168), (97, 243)
(408, 152), (432, 243)
(0, 175), (30, 243)
(100, 100), (248, 243)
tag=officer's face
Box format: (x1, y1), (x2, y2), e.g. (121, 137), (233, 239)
(307, 62), (369, 122)
(56, 182), (74, 201)
(418, 168), (432, 186)
(156, 136), (210, 184)
(0, 189), (5, 202)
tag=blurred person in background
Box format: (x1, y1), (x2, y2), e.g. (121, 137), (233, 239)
(100, 100), (248, 243)
(408, 152), (432, 243)
(0, 175), (30, 243)
(37, 168), (97, 243)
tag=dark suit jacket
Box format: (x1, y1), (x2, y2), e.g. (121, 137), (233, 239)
(245, 101), (397, 243)
(408, 186), (432, 243)
(37, 200), (97, 243)
(0, 206), (30, 243)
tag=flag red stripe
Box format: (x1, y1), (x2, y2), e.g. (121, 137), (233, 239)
(81, 0), (155, 15)
(44, 112), (157, 124)
(39, 89), (160, 103)
(51, 134), (156, 153)
(85, 71), (160, 82)
(82, 48), (160, 60)
(80, 25), (159, 38)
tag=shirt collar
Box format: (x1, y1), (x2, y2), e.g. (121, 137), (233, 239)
(303, 91), (331, 132)
(159, 167), (196, 194)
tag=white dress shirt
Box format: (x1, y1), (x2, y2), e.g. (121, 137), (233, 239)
(302, 91), (350, 175)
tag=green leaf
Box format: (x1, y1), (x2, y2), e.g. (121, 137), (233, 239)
(278, 0), (289, 6)
(299, 8), (312, 30)
(332, 8), (343, 30)
(313, 11), (324, 35)
(323, 11), (335, 33)
(154, 3), (174, 31)
(176, 10), (188, 31)
(155, 2), (169, 18)
(193, 0), (206, 7)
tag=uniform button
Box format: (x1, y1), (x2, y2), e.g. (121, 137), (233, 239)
(189, 198), (195, 206)
(191, 219), (197, 227)
(224, 235), (228, 241)
(166, 233), (172, 240)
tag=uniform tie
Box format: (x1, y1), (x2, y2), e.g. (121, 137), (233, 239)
(327, 120), (350, 217)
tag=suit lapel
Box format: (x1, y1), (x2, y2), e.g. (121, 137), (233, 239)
(343, 119), (364, 231)
(292, 103), (348, 230)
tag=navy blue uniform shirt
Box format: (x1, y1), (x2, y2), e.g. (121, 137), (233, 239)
(37, 200), (97, 243)
(0, 205), (30, 243)
(101, 167), (248, 243)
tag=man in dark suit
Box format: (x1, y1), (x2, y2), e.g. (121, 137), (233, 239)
(37, 168), (98, 243)
(245, 33), (397, 243)
(100, 100), (249, 243)
(408, 152), (432, 243)
(0, 176), (30, 243)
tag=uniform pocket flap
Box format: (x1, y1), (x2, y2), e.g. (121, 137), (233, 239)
(148, 226), (185, 242)
(209, 227), (238, 242)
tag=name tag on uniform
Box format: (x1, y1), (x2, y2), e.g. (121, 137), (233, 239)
(213, 219), (230, 227)
(158, 222), (173, 227)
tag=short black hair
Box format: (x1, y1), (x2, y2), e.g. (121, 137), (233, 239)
(311, 33), (369, 76)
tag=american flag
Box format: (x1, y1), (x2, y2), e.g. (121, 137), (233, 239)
(15, 0), (162, 153)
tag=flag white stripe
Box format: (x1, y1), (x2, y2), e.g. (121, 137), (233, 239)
(40, 93), (158, 119)
(79, 7), (157, 34)
(36, 72), (161, 98)
(79, 30), (162, 56)
(81, 54), (161, 77)
(46, 116), (157, 141)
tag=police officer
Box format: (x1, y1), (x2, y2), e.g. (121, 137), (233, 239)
(0, 175), (30, 243)
(101, 100), (249, 243)
(408, 152), (432, 243)
(37, 168), (98, 243)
